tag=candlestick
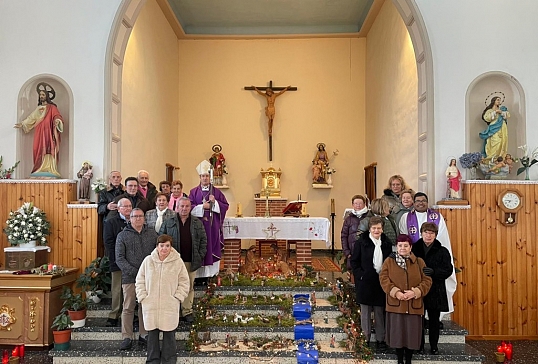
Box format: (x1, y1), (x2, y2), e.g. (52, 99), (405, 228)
(330, 199), (335, 214)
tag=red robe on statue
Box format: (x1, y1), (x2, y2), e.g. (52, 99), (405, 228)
(21, 103), (64, 176)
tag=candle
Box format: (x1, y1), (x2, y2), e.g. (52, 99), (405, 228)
(497, 345), (503, 353)
(2, 350), (8, 364)
(48, 263), (53, 271)
(237, 202), (242, 217)
(11, 347), (18, 358)
(506, 342), (513, 359)
(17, 345), (24, 358)
(330, 199), (335, 214)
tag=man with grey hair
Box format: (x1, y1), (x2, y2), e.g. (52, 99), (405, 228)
(137, 170), (158, 207)
(98, 170), (124, 220)
(116, 208), (157, 350)
(160, 197), (207, 323)
(103, 197), (131, 327)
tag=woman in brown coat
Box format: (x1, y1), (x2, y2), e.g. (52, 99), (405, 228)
(380, 234), (432, 364)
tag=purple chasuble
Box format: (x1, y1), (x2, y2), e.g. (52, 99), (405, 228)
(189, 185), (229, 266)
(406, 209), (441, 243)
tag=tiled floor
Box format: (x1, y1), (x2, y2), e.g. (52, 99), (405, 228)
(467, 340), (538, 364)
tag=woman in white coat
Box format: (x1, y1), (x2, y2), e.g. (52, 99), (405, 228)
(136, 234), (190, 364)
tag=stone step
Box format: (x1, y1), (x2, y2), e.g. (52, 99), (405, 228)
(72, 317), (348, 341)
(50, 340), (484, 364)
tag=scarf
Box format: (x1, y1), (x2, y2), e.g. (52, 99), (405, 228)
(353, 206), (368, 218)
(406, 209), (441, 243)
(370, 233), (383, 274)
(395, 253), (409, 270)
(155, 208), (166, 232)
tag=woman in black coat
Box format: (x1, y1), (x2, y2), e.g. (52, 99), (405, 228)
(411, 222), (453, 355)
(351, 216), (393, 350)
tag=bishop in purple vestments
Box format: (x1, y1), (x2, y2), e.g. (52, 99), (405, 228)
(189, 160), (229, 278)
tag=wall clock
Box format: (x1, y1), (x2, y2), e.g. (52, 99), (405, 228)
(497, 189), (523, 226)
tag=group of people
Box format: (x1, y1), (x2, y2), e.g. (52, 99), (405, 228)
(97, 161), (228, 363)
(341, 175), (456, 364)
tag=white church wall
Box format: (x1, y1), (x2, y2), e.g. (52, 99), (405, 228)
(177, 38), (366, 249)
(415, 0), (538, 199)
(366, 0), (419, 193)
(0, 0), (121, 180)
(121, 0), (179, 182)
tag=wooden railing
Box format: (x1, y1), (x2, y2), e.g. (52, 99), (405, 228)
(440, 180), (538, 338)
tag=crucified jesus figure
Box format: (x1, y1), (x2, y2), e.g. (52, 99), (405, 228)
(252, 86), (290, 136)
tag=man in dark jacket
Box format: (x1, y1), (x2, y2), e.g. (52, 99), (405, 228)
(412, 222), (454, 355)
(137, 170), (158, 207)
(97, 170), (124, 220)
(103, 198), (131, 327)
(160, 197), (207, 323)
(109, 177), (151, 220)
(116, 208), (158, 350)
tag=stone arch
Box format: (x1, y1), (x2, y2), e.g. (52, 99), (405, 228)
(104, 0), (147, 174)
(16, 74), (74, 179)
(466, 71), (525, 168)
(391, 0), (435, 194)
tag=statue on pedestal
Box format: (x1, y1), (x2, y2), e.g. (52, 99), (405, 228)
(77, 161), (93, 200)
(14, 82), (64, 178)
(209, 144), (227, 186)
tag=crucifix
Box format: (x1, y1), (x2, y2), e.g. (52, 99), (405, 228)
(245, 80), (298, 161)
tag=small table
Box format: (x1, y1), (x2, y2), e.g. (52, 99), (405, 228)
(0, 268), (78, 347)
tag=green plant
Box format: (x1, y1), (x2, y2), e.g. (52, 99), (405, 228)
(60, 286), (89, 311)
(76, 256), (111, 294)
(51, 311), (73, 331)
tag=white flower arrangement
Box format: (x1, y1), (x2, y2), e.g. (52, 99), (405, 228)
(91, 178), (107, 194)
(3, 202), (51, 246)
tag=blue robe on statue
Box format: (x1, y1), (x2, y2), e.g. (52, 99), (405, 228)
(189, 185), (229, 278)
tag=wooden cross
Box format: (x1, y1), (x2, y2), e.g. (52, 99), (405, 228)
(245, 80), (297, 161)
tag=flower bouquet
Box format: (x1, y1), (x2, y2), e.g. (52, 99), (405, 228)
(516, 145), (538, 180)
(459, 152), (483, 169)
(4, 202), (51, 246)
(91, 178), (107, 194)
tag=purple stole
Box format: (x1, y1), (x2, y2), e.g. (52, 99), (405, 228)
(406, 209), (441, 243)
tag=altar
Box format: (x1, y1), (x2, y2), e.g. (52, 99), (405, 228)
(221, 217), (330, 271)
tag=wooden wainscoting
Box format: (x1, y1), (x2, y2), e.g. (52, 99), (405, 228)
(0, 180), (99, 275)
(440, 181), (538, 338)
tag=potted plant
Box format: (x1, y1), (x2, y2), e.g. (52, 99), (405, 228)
(3, 202), (51, 248)
(60, 286), (89, 328)
(51, 310), (73, 351)
(76, 256), (111, 303)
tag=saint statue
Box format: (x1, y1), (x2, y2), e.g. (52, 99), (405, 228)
(479, 94), (509, 160)
(445, 158), (461, 199)
(312, 143), (330, 183)
(209, 144), (226, 185)
(14, 82), (64, 178)
(77, 161), (93, 200)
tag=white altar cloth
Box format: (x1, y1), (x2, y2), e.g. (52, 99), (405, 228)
(222, 217), (330, 246)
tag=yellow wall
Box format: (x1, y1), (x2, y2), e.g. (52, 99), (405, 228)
(177, 38), (366, 249)
(366, 1), (418, 192)
(122, 0), (180, 183)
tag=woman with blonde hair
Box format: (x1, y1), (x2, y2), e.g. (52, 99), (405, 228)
(382, 175), (411, 215)
(359, 198), (398, 245)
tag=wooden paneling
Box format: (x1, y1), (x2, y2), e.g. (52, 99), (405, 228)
(441, 181), (538, 337)
(0, 181), (99, 276)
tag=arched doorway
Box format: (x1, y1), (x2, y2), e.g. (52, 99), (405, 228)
(104, 0), (434, 192)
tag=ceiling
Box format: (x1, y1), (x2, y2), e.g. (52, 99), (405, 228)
(158, 0), (384, 39)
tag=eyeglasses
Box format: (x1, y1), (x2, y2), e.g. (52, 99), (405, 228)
(131, 215), (144, 219)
